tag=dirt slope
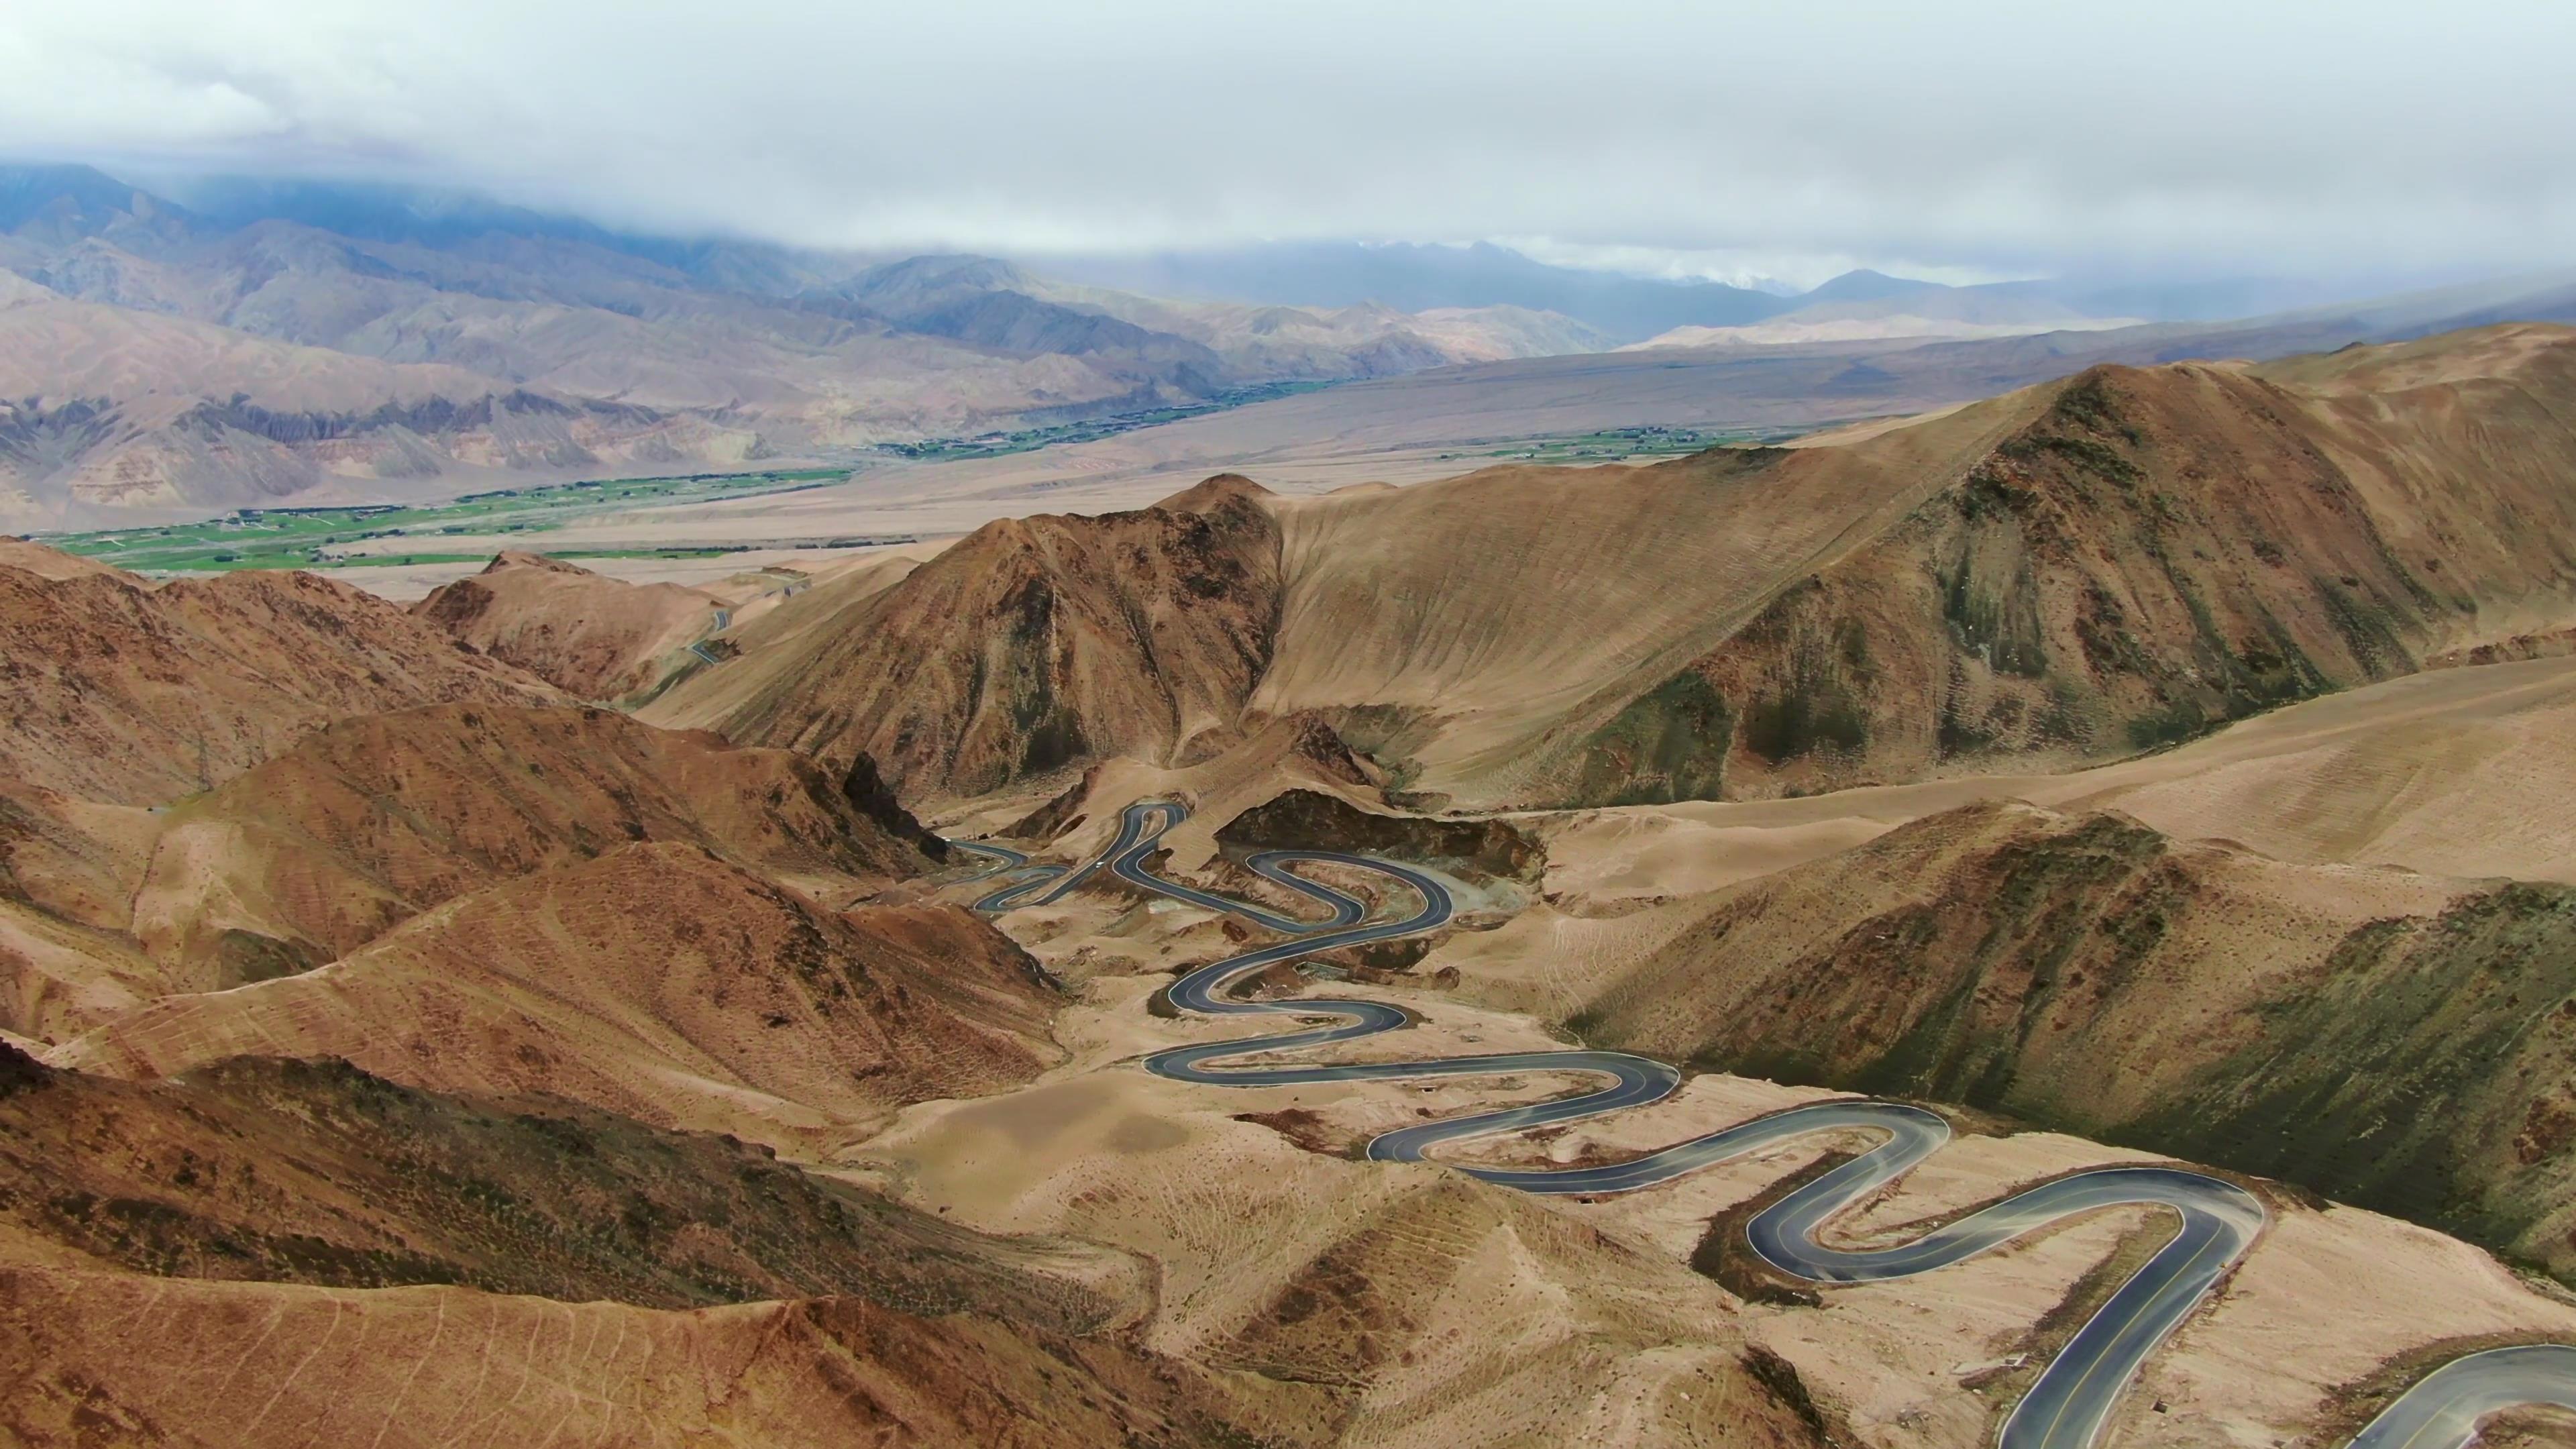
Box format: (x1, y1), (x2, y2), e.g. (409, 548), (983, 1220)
(0, 775), (158, 931)
(1251, 398), (2044, 808)
(643, 328), (2576, 815)
(411, 549), (722, 698)
(0, 557), (558, 804)
(0, 537), (122, 581)
(1247, 325), (2576, 808)
(1538, 798), (2576, 1279)
(126, 702), (941, 983)
(58, 843), (1057, 1152)
(645, 473), (1285, 800)
(0, 1265), (1309, 1449)
(861, 1067), (1827, 1449)
(0, 1044), (1124, 1324)
(1568, 327), (2576, 804)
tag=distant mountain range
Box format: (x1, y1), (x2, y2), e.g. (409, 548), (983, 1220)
(2, 162), (2568, 529)
(0, 166), (1611, 527)
(1026, 243), (2390, 343)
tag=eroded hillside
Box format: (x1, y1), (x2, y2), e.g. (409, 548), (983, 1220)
(646, 473), (1287, 798)
(1496, 798), (2576, 1279)
(0, 557), (561, 804)
(57, 842), (1055, 1152)
(411, 549), (724, 698)
(123, 701), (941, 984)
(660, 326), (2576, 812)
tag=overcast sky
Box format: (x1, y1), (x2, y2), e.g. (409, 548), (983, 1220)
(1, 1), (2568, 288)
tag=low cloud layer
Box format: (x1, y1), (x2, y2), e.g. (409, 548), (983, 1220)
(3, 0), (2568, 284)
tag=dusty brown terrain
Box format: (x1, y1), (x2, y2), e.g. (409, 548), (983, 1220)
(54, 843), (1055, 1154)
(853, 887), (2576, 1449)
(0, 554), (559, 804)
(410, 549), (723, 698)
(648, 327), (2576, 817)
(0, 1266), (1320, 1449)
(16, 322), (2576, 1447)
(0, 1042), (1128, 1322)
(1465, 798), (2576, 1277)
(647, 473), (1289, 798)
(122, 701), (942, 985)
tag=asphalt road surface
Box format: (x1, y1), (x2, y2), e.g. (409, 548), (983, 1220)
(963, 798), (2576, 1449)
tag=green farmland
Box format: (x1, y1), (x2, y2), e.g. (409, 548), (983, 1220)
(42, 469), (842, 574)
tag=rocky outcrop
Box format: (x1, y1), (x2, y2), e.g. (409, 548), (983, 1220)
(411, 550), (722, 700)
(1216, 788), (1544, 883)
(659, 474), (1286, 800)
(0, 559), (558, 805)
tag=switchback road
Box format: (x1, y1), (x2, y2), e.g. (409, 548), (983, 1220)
(968, 798), (2576, 1449)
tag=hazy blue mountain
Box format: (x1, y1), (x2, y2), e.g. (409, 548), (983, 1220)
(1028, 240), (1796, 342)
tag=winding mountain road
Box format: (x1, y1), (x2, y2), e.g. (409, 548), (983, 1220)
(969, 798), (2576, 1449)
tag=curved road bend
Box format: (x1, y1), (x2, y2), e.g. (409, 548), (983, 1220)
(964, 798), (2576, 1449)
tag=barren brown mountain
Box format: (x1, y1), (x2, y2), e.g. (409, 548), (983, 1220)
(0, 1047), (1307, 1449)
(56, 842), (1054, 1151)
(411, 548), (723, 698)
(1483, 797), (2576, 1278)
(20, 311), (2576, 1449)
(1646, 327), (2576, 802)
(663, 326), (2576, 812)
(648, 472), (1286, 798)
(0, 550), (557, 804)
(0, 1265), (1322, 1449)
(124, 701), (941, 983)
(0, 1045), (1121, 1320)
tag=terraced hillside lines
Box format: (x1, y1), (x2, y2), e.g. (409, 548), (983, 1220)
(1541, 797), (2576, 1282)
(0, 552), (559, 804)
(410, 549), (722, 698)
(56, 843), (1058, 1152)
(124, 701), (939, 982)
(645, 473), (1287, 800)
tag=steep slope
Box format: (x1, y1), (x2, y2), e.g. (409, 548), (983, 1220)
(1534, 799), (2576, 1279)
(0, 1034), (1295, 1448)
(0, 899), (168, 1045)
(0, 1267), (1309, 1449)
(0, 536), (122, 581)
(1254, 324), (2576, 808)
(410, 549), (722, 698)
(58, 843), (1055, 1150)
(1254, 393), (2047, 806)
(0, 1045), (1124, 1322)
(646, 474), (1285, 800)
(1643, 329), (2576, 801)
(125, 702), (943, 983)
(0, 558), (558, 804)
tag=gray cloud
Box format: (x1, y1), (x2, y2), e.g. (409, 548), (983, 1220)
(3, 0), (2569, 284)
